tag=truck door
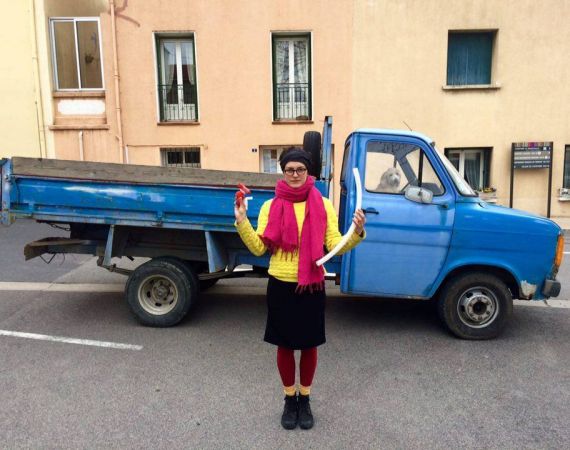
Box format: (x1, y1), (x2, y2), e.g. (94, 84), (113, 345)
(340, 135), (455, 298)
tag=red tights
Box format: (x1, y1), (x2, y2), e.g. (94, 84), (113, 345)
(276, 346), (318, 387)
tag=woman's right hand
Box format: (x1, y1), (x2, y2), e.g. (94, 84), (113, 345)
(234, 199), (247, 224)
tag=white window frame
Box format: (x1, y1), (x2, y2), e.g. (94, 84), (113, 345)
(260, 145), (303, 173)
(447, 149), (485, 190)
(270, 31), (313, 121)
(153, 32), (199, 122)
(275, 37), (308, 84)
(159, 37), (197, 121)
(49, 17), (105, 91)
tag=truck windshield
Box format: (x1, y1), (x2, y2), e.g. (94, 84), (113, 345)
(434, 146), (477, 197)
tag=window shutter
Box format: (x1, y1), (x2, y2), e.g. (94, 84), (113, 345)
(447, 32), (493, 85)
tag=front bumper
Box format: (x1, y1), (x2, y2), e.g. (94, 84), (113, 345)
(542, 279), (561, 298)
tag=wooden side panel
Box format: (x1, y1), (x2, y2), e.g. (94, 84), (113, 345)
(12, 157), (280, 189)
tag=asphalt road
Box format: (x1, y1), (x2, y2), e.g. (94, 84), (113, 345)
(0, 221), (569, 449)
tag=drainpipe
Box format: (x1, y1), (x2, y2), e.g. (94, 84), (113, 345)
(78, 131), (84, 161)
(29, 0), (46, 158)
(109, 0), (125, 163)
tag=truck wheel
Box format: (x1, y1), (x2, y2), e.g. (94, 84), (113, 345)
(437, 272), (512, 340)
(125, 258), (198, 327)
(303, 131), (322, 178)
(154, 256), (203, 298)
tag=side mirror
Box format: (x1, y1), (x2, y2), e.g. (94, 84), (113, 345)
(405, 186), (434, 204)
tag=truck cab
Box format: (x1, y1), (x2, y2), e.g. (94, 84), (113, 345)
(335, 128), (563, 339)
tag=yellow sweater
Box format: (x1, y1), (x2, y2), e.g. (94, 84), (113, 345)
(235, 197), (364, 282)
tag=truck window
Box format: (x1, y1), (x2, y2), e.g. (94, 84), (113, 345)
(405, 148), (445, 195)
(365, 141), (445, 196)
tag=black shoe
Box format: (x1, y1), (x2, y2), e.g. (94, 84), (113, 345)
(281, 395), (298, 430)
(298, 394), (314, 429)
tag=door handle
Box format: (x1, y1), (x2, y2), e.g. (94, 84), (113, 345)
(363, 207), (379, 215)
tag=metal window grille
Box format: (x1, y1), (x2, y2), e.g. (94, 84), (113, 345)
(161, 147), (201, 168)
(275, 83), (310, 120)
(158, 84), (197, 121)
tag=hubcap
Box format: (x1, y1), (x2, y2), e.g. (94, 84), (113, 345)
(138, 275), (179, 315)
(457, 287), (499, 328)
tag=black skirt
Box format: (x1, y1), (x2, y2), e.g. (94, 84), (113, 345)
(264, 275), (326, 349)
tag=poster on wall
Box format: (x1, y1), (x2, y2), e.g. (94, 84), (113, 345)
(512, 142), (552, 169)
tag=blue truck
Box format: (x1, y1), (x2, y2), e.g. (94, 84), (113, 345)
(0, 117), (563, 339)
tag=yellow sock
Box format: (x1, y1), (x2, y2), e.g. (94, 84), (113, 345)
(283, 385), (296, 396)
(299, 384), (311, 396)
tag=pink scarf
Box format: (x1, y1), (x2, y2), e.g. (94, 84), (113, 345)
(261, 176), (327, 292)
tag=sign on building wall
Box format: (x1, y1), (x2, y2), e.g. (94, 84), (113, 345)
(512, 142), (553, 169)
(510, 141), (554, 217)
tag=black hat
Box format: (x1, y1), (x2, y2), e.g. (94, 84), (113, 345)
(279, 148), (312, 172)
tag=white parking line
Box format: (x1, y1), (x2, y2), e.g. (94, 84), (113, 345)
(0, 329), (142, 350)
(514, 299), (570, 308)
(0, 282), (124, 292)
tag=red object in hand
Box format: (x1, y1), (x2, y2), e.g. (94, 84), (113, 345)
(238, 183), (251, 195)
(235, 190), (245, 207)
(235, 183), (251, 208)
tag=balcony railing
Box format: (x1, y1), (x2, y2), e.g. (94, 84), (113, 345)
(158, 84), (198, 122)
(274, 82), (311, 120)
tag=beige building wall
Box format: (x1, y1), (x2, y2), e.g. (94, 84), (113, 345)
(9, 1), (567, 217)
(0, 0), (109, 160)
(42, 0), (118, 162)
(0, 1), (42, 158)
(352, 0), (570, 217)
(112, 0), (353, 183)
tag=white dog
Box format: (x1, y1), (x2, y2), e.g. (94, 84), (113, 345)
(376, 167), (401, 193)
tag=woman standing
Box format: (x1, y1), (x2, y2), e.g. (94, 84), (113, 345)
(234, 148), (366, 430)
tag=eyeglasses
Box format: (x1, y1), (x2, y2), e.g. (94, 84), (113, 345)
(283, 167), (307, 176)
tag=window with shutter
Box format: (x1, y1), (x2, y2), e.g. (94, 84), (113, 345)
(447, 31), (495, 86)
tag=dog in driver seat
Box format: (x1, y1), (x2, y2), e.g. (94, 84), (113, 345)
(376, 167), (401, 193)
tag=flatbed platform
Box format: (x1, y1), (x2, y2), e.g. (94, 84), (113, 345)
(11, 157), (280, 189)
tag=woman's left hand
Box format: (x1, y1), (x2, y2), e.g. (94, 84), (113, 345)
(353, 209), (366, 236)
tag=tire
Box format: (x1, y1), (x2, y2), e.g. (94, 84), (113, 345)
(156, 256), (203, 297)
(158, 256), (198, 283)
(303, 131), (322, 178)
(125, 257), (198, 327)
(437, 272), (513, 340)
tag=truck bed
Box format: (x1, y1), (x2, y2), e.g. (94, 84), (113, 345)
(2, 117), (334, 273)
(11, 157), (280, 189)
(2, 157), (280, 232)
